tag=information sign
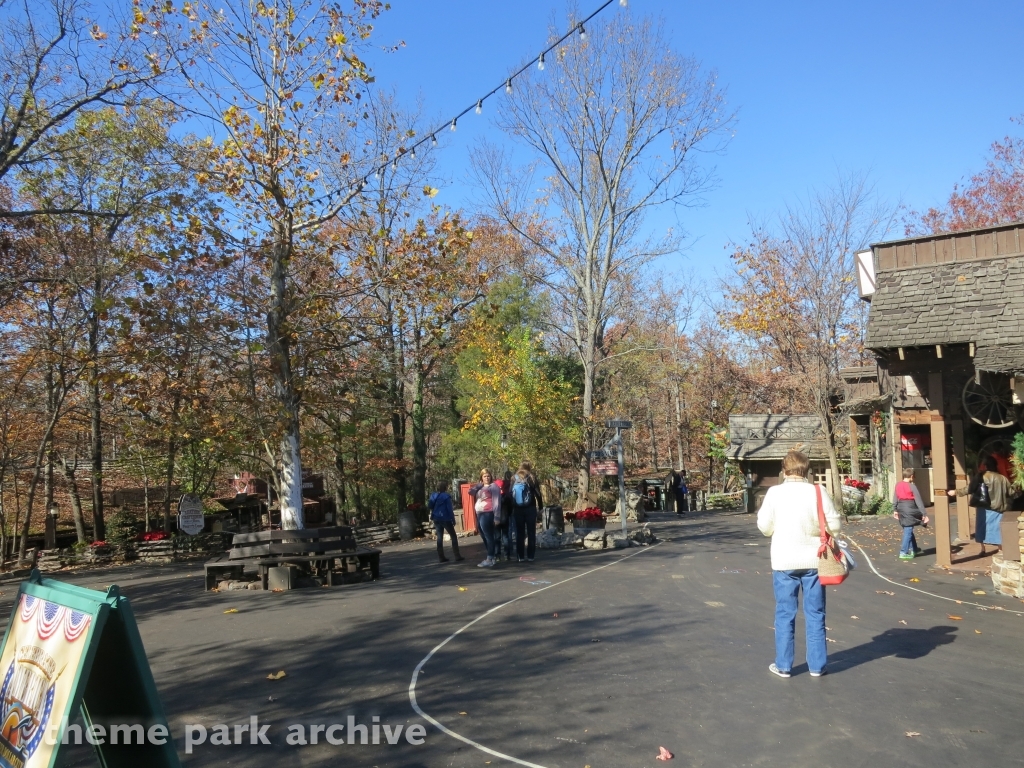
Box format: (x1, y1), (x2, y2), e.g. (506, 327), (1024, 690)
(177, 494), (205, 536)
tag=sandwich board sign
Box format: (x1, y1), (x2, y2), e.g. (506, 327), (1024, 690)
(0, 571), (179, 768)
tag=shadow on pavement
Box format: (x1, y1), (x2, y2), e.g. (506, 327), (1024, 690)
(824, 625), (958, 674)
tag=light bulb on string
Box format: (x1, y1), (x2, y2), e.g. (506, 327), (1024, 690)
(392, 159), (397, 171)
(450, 118), (457, 132)
(537, 52), (545, 71)
(506, 78), (512, 95)
(410, 146), (416, 159)
(431, 134), (437, 147)
(476, 99), (483, 115)
(619, 0), (627, 6)
(578, 23), (586, 40)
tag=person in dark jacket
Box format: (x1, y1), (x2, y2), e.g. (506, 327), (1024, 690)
(510, 462), (542, 562)
(497, 470), (515, 562)
(948, 455), (1013, 557)
(428, 482), (463, 563)
(892, 467), (929, 560)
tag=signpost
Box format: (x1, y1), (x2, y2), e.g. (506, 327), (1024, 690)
(177, 494), (205, 536)
(0, 572), (179, 767)
(605, 419), (633, 539)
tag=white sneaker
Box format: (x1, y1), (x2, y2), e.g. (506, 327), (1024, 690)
(478, 558), (494, 568)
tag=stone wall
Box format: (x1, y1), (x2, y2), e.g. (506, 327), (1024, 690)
(989, 514), (1024, 599)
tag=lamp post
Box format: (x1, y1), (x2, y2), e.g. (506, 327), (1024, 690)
(45, 502), (59, 550)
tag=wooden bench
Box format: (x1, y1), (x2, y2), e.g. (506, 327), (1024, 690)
(204, 527), (380, 590)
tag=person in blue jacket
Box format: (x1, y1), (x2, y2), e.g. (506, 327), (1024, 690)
(429, 482), (463, 563)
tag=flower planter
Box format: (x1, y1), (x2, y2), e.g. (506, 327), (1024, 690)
(573, 518), (606, 532)
(841, 486), (866, 503)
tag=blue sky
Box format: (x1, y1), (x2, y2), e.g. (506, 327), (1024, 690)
(362, 0), (1024, 284)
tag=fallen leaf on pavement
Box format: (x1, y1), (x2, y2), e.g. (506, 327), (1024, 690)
(899, 620), (907, 625)
(458, 586), (468, 592)
(876, 590), (895, 595)
(972, 590), (987, 595)
(553, 613), (558, 617)
(266, 671), (286, 680)
(975, 629), (982, 634)
(947, 615), (963, 621)
(909, 578), (920, 582)
(459, 712), (467, 716)
(955, 600), (962, 604)
(223, 609), (238, 614)
(826, 638), (836, 643)
(851, 616), (859, 619)
(905, 731), (921, 737)
(656, 746), (674, 760)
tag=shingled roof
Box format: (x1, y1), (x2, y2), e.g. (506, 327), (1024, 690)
(726, 414), (830, 461)
(864, 253), (1024, 374)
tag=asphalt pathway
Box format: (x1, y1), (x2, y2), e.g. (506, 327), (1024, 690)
(3, 509), (1021, 767)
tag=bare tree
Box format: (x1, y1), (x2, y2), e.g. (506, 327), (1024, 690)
(0, 0), (183, 197)
(725, 172), (899, 500)
(474, 11), (732, 504)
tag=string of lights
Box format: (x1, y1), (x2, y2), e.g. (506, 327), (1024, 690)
(316, 0), (629, 208)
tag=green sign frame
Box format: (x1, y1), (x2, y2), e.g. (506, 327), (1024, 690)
(0, 571), (179, 768)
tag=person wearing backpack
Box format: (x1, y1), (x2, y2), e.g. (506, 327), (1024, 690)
(428, 481), (463, 563)
(510, 462), (542, 562)
(892, 467), (929, 560)
(948, 455), (1012, 557)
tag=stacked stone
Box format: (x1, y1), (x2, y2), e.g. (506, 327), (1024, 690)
(137, 540), (175, 564)
(36, 549), (63, 572)
(988, 514), (1024, 599)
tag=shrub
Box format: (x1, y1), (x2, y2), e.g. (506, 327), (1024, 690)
(106, 508), (139, 547)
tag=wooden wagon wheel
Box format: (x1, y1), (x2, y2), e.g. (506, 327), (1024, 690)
(962, 373), (1016, 429)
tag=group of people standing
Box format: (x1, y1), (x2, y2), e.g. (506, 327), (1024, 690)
(427, 462), (543, 567)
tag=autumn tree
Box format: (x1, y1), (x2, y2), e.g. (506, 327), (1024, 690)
(725, 173), (897, 499)
(166, 0), (385, 528)
(915, 119), (1024, 233)
(0, 0), (186, 202)
(474, 11), (732, 506)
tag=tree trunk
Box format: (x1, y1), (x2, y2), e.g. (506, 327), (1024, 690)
(59, 454), (88, 544)
(19, 461), (43, 563)
(410, 365), (428, 508)
(163, 433), (177, 533)
(88, 375), (104, 542)
(647, 398), (659, 470)
(333, 449), (347, 521)
(267, 221), (304, 530)
(575, 357), (596, 510)
(674, 384), (685, 471)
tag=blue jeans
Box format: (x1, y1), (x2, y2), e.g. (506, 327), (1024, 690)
(773, 569), (827, 674)
(900, 525), (918, 554)
(478, 512), (496, 558)
(975, 508), (1002, 545)
(512, 507), (537, 560)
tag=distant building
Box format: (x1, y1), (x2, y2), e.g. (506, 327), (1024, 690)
(726, 414), (832, 510)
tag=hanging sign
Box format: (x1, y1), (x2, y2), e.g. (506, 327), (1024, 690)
(0, 573), (178, 768)
(900, 433), (931, 451)
(589, 459), (619, 476)
(177, 494), (205, 536)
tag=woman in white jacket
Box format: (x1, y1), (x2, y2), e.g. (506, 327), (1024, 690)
(757, 450), (842, 679)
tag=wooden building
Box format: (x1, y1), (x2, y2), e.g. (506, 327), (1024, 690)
(726, 414), (833, 510)
(861, 221), (1024, 567)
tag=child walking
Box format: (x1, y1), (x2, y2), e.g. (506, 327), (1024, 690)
(429, 482), (463, 563)
(893, 468), (929, 560)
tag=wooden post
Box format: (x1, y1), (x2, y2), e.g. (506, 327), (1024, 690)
(849, 416), (860, 480)
(928, 373), (951, 567)
(949, 419), (970, 545)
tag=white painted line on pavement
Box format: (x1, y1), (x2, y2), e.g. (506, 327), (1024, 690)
(408, 544), (660, 768)
(847, 535), (1024, 616)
